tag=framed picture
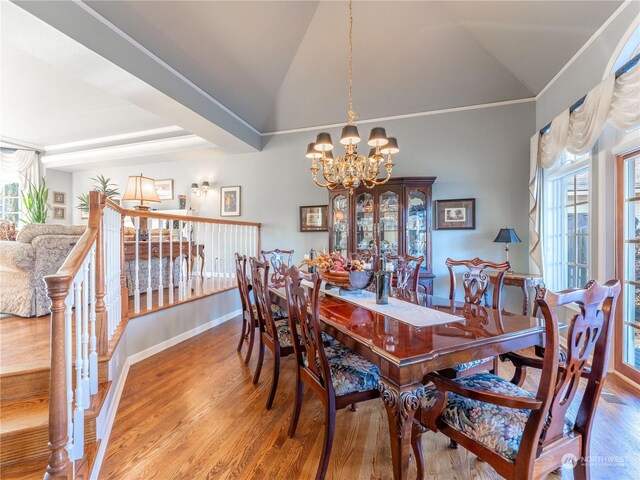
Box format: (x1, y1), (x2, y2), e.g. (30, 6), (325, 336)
(80, 209), (89, 220)
(154, 179), (174, 201)
(52, 191), (66, 205)
(220, 186), (241, 216)
(52, 206), (66, 220)
(435, 198), (476, 230)
(300, 205), (328, 232)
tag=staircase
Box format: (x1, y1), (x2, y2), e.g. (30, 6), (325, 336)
(0, 314), (111, 479)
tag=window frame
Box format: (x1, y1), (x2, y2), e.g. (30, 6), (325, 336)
(543, 152), (592, 292)
(0, 180), (21, 224)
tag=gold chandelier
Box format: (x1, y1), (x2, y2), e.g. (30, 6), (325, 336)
(305, 0), (398, 194)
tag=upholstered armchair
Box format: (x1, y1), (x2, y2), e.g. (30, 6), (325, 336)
(0, 224), (86, 317)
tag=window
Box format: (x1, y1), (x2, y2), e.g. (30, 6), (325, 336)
(544, 151), (590, 291)
(0, 181), (20, 224)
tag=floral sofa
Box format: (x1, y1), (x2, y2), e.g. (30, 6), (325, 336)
(0, 223), (86, 317)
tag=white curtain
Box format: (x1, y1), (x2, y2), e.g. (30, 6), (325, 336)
(0, 149), (41, 190)
(529, 63), (640, 275)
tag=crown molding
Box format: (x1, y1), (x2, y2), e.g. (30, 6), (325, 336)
(0, 136), (45, 151)
(536, 0), (633, 100)
(41, 134), (215, 169)
(44, 126), (186, 153)
(261, 97), (535, 136)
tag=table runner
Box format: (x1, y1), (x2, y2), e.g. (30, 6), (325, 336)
(275, 283), (463, 328)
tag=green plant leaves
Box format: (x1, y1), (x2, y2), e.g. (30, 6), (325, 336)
(20, 177), (49, 224)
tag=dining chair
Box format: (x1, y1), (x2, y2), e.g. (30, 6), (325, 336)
(284, 265), (381, 480)
(441, 257), (510, 378)
(249, 257), (295, 409)
(235, 253), (257, 365)
(411, 279), (620, 480)
(260, 248), (294, 288)
(386, 254), (424, 299)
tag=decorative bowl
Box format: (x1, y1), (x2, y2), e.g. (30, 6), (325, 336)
(320, 269), (374, 292)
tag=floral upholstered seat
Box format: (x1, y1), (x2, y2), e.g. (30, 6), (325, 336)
(324, 343), (381, 396)
(451, 357), (494, 372)
(274, 319), (333, 349)
(252, 303), (288, 321)
(420, 373), (536, 461)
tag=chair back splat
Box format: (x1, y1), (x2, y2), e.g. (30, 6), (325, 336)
(445, 257), (510, 309)
(234, 253), (256, 363)
(284, 266), (332, 395)
(387, 254), (423, 298)
(249, 257), (277, 344)
(261, 249), (294, 288)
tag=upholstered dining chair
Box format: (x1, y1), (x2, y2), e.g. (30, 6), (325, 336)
(249, 257), (295, 409)
(284, 266), (380, 480)
(441, 257), (510, 378)
(235, 253), (257, 365)
(386, 254), (424, 299)
(411, 279), (620, 480)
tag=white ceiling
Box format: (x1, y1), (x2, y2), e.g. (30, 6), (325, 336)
(0, 0), (628, 157)
(0, 42), (170, 147)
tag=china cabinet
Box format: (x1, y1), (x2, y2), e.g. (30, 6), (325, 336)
(328, 177), (436, 293)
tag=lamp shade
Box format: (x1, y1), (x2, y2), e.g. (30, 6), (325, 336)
(122, 174), (160, 204)
(493, 228), (521, 244)
(306, 143), (321, 159)
(340, 124), (361, 145)
(367, 127), (388, 147)
(314, 132), (334, 151)
(380, 137), (399, 154)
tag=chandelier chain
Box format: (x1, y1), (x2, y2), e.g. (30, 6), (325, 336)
(347, 0), (356, 125)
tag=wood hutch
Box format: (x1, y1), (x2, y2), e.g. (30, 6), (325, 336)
(328, 176), (436, 293)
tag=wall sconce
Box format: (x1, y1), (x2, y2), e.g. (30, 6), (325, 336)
(191, 181), (210, 197)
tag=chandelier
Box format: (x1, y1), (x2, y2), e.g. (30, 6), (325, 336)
(305, 0), (398, 194)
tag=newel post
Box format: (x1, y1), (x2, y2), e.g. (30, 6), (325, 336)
(120, 213), (128, 319)
(92, 192), (108, 354)
(44, 275), (73, 480)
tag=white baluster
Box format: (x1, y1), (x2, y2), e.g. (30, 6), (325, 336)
(73, 273), (85, 459)
(195, 222), (201, 295)
(115, 210), (122, 330)
(64, 289), (74, 456)
(169, 220), (174, 304)
(89, 245), (98, 395)
(134, 216), (140, 313)
(223, 224), (228, 287)
(179, 220), (184, 301)
(147, 217), (152, 309)
(209, 223), (214, 289)
(81, 259), (90, 407)
(158, 221), (164, 307)
(187, 220), (193, 298)
(216, 223), (221, 289)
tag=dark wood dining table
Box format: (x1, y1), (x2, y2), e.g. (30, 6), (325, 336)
(270, 288), (550, 480)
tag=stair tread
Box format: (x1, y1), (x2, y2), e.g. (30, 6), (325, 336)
(1, 381), (111, 436)
(0, 455), (48, 479)
(0, 315), (51, 377)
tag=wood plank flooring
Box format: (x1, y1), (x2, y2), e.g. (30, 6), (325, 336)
(100, 317), (640, 480)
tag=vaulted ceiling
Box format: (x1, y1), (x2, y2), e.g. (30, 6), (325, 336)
(2, 0), (628, 154)
(83, 0), (622, 133)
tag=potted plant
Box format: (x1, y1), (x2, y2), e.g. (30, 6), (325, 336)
(77, 175), (120, 213)
(20, 177), (49, 224)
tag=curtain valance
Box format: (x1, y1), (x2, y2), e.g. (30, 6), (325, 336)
(529, 58), (640, 275)
(0, 149), (41, 190)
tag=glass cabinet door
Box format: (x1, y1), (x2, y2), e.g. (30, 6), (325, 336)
(332, 194), (349, 256)
(407, 190), (427, 264)
(379, 190), (399, 256)
(355, 192), (375, 254)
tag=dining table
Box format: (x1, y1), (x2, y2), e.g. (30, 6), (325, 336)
(270, 285), (553, 480)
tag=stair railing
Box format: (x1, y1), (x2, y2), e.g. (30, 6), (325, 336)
(44, 193), (261, 478)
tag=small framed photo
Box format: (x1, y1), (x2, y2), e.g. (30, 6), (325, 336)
(220, 186), (241, 216)
(52, 191), (66, 205)
(300, 205), (328, 232)
(435, 198), (476, 230)
(80, 210), (89, 220)
(154, 179), (174, 201)
(52, 206), (66, 220)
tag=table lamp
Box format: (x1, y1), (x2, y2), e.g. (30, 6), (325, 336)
(493, 227), (521, 270)
(122, 173), (160, 234)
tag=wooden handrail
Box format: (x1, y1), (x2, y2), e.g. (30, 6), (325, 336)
(103, 196), (261, 228)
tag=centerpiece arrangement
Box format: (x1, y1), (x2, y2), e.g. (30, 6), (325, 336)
(301, 252), (374, 294)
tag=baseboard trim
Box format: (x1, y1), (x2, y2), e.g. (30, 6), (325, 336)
(89, 308), (241, 480)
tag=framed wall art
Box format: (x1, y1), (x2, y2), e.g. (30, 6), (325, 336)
(52, 191), (66, 205)
(220, 186), (241, 216)
(154, 179), (174, 201)
(52, 206), (66, 220)
(300, 205), (328, 232)
(435, 198), (476, 230)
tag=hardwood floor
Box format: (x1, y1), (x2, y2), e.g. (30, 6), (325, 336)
(101, 317), (640, 480)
